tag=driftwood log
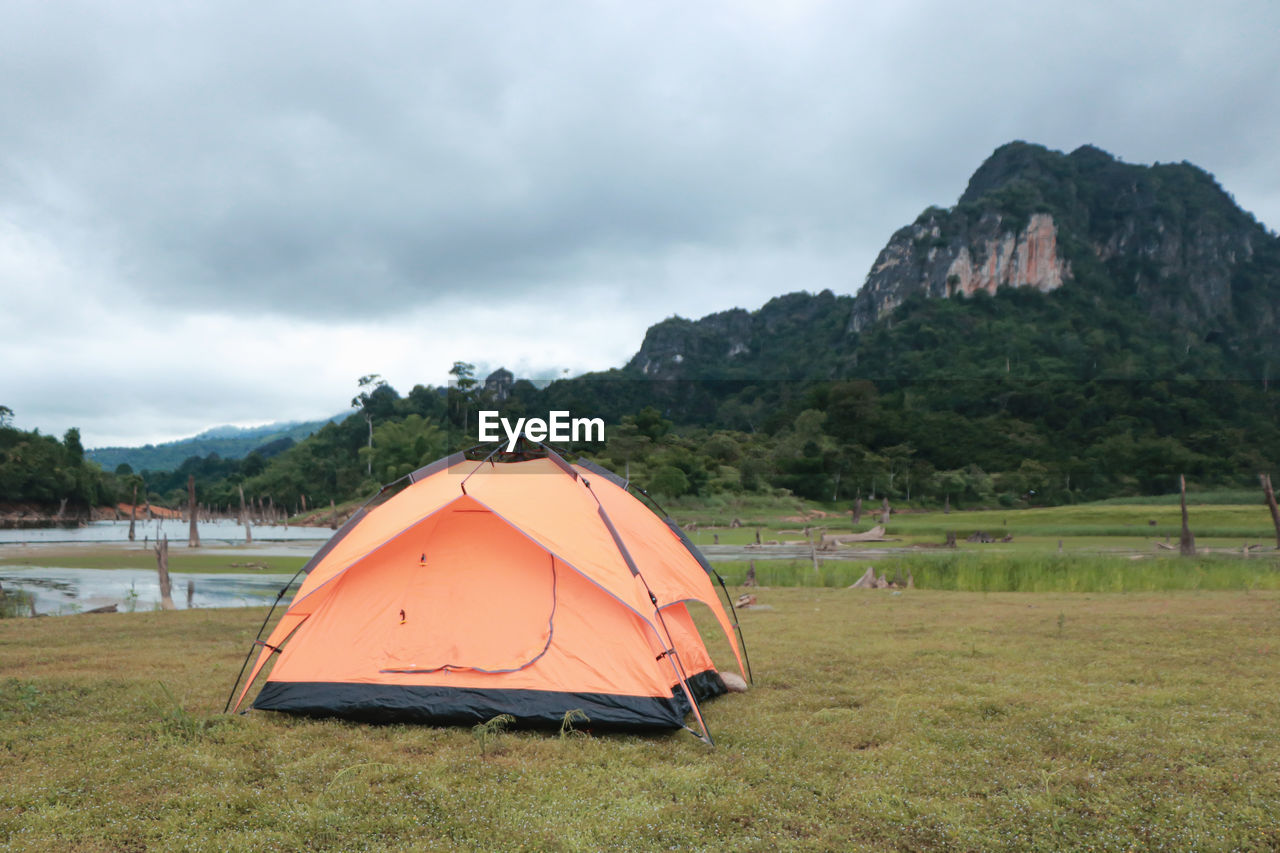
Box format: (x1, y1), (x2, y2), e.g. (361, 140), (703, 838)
(819, 526), (893, 549)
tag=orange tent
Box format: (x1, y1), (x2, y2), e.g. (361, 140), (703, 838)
(229, 448), (748, 741)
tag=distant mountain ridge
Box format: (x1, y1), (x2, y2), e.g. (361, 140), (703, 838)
(88, 416), (346, 473)
(624, 142), (1280, 382)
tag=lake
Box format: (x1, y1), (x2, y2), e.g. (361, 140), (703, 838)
(0, 567), (296, 616)
(0, 519), (330, 545)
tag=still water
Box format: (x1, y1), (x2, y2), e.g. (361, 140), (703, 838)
(0, 519), (329, 544)
(0, 568), (296, 616)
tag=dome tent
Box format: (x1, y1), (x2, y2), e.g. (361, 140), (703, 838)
(227, 445), (749, 743)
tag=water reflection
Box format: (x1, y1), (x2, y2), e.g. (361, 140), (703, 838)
(0, 568), (295, 616)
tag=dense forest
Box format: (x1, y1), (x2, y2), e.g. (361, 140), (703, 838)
(0, 406), (114, 512)
(4, 350), (1277, 516)
(45, 352), (1273, 516)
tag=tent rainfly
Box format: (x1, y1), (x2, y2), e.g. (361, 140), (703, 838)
(227, 447), (749, 743)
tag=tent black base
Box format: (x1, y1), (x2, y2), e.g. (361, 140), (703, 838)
(252, 671), (726, 731)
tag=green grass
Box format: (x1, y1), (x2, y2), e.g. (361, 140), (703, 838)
(712, 554), (1280, 592)
(1087, 489), (1264, 505)
(883, 503), (1276, 540)
(679, 500), (1279, 548)
(0, 546), (309, 575)
(2, 592), (1278, 850)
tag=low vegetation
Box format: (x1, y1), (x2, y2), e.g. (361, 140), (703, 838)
(2, 590), (1277, 850)
(713, 554), (1280, 593)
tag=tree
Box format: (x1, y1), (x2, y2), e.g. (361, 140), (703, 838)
(351, 374), (387, 476)
(449, 361), (477, 391)
(0, 405), (13, 427)
(650, 465), (690, 498)
(361, 415), (447, 483)
(63, 428), (84, 462)
(448, 362), (478, 436)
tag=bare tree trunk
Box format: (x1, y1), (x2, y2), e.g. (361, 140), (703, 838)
(239, 484), (252, 545)
(852, 496), (862, 525)
(744, 560), (757, 587)
(187, 475), (200, 548)
(944, 494), (951, 514)
(1261, 473), (1280, 548)
(56, 497), (68, 519)
(880, 496), (891, 527)
(128, 484), (137, 542)
(154, 535), (175, 610)
(366, 413), (374, 476)
(330, 498), (338, 530)
(301, 494), (307, 513)
(1179, 474), (1196, 557)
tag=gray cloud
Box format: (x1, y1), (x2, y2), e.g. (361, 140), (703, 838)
(2, 0), (1278, 444)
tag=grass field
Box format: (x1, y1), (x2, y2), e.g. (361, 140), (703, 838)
(2, 589), (1279, 851)
(713, 552), (1280, 592)
(0, 544), (311, 575)
(677, 497), (1279, 550)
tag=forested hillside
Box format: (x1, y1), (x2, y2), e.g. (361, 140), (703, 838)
(8, 142), (1278, 515)
(87, 418), (339, 474)
(0, 409), (115, 514)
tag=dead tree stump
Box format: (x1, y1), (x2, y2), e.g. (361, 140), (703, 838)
(187, 475), (200, 548)
(1179, 474), (1196, 557)
(154, 535), (175, 610)
(1261, 473), (1280, 549)
(128, 484), (137, 542)
(239, 484), (252, 544)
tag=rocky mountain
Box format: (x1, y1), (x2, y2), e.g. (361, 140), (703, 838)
(625, 142), (1280, 381)
(624, 291), (854, 380)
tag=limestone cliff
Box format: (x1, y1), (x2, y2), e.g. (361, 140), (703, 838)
(850, 141), (1276, 338)
(850, 210), (1071, 332)
(623, 141), (1279, 381)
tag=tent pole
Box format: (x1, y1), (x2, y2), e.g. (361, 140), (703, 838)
(571, 466), (716, 745)
(648, 591), (715, 746)
(630, 481), (752, 685)
(711, 568), (754, 685)
(222, 566), (306, 713)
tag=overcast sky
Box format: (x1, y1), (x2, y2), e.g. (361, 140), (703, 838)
(3, 1), (1277, 448)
